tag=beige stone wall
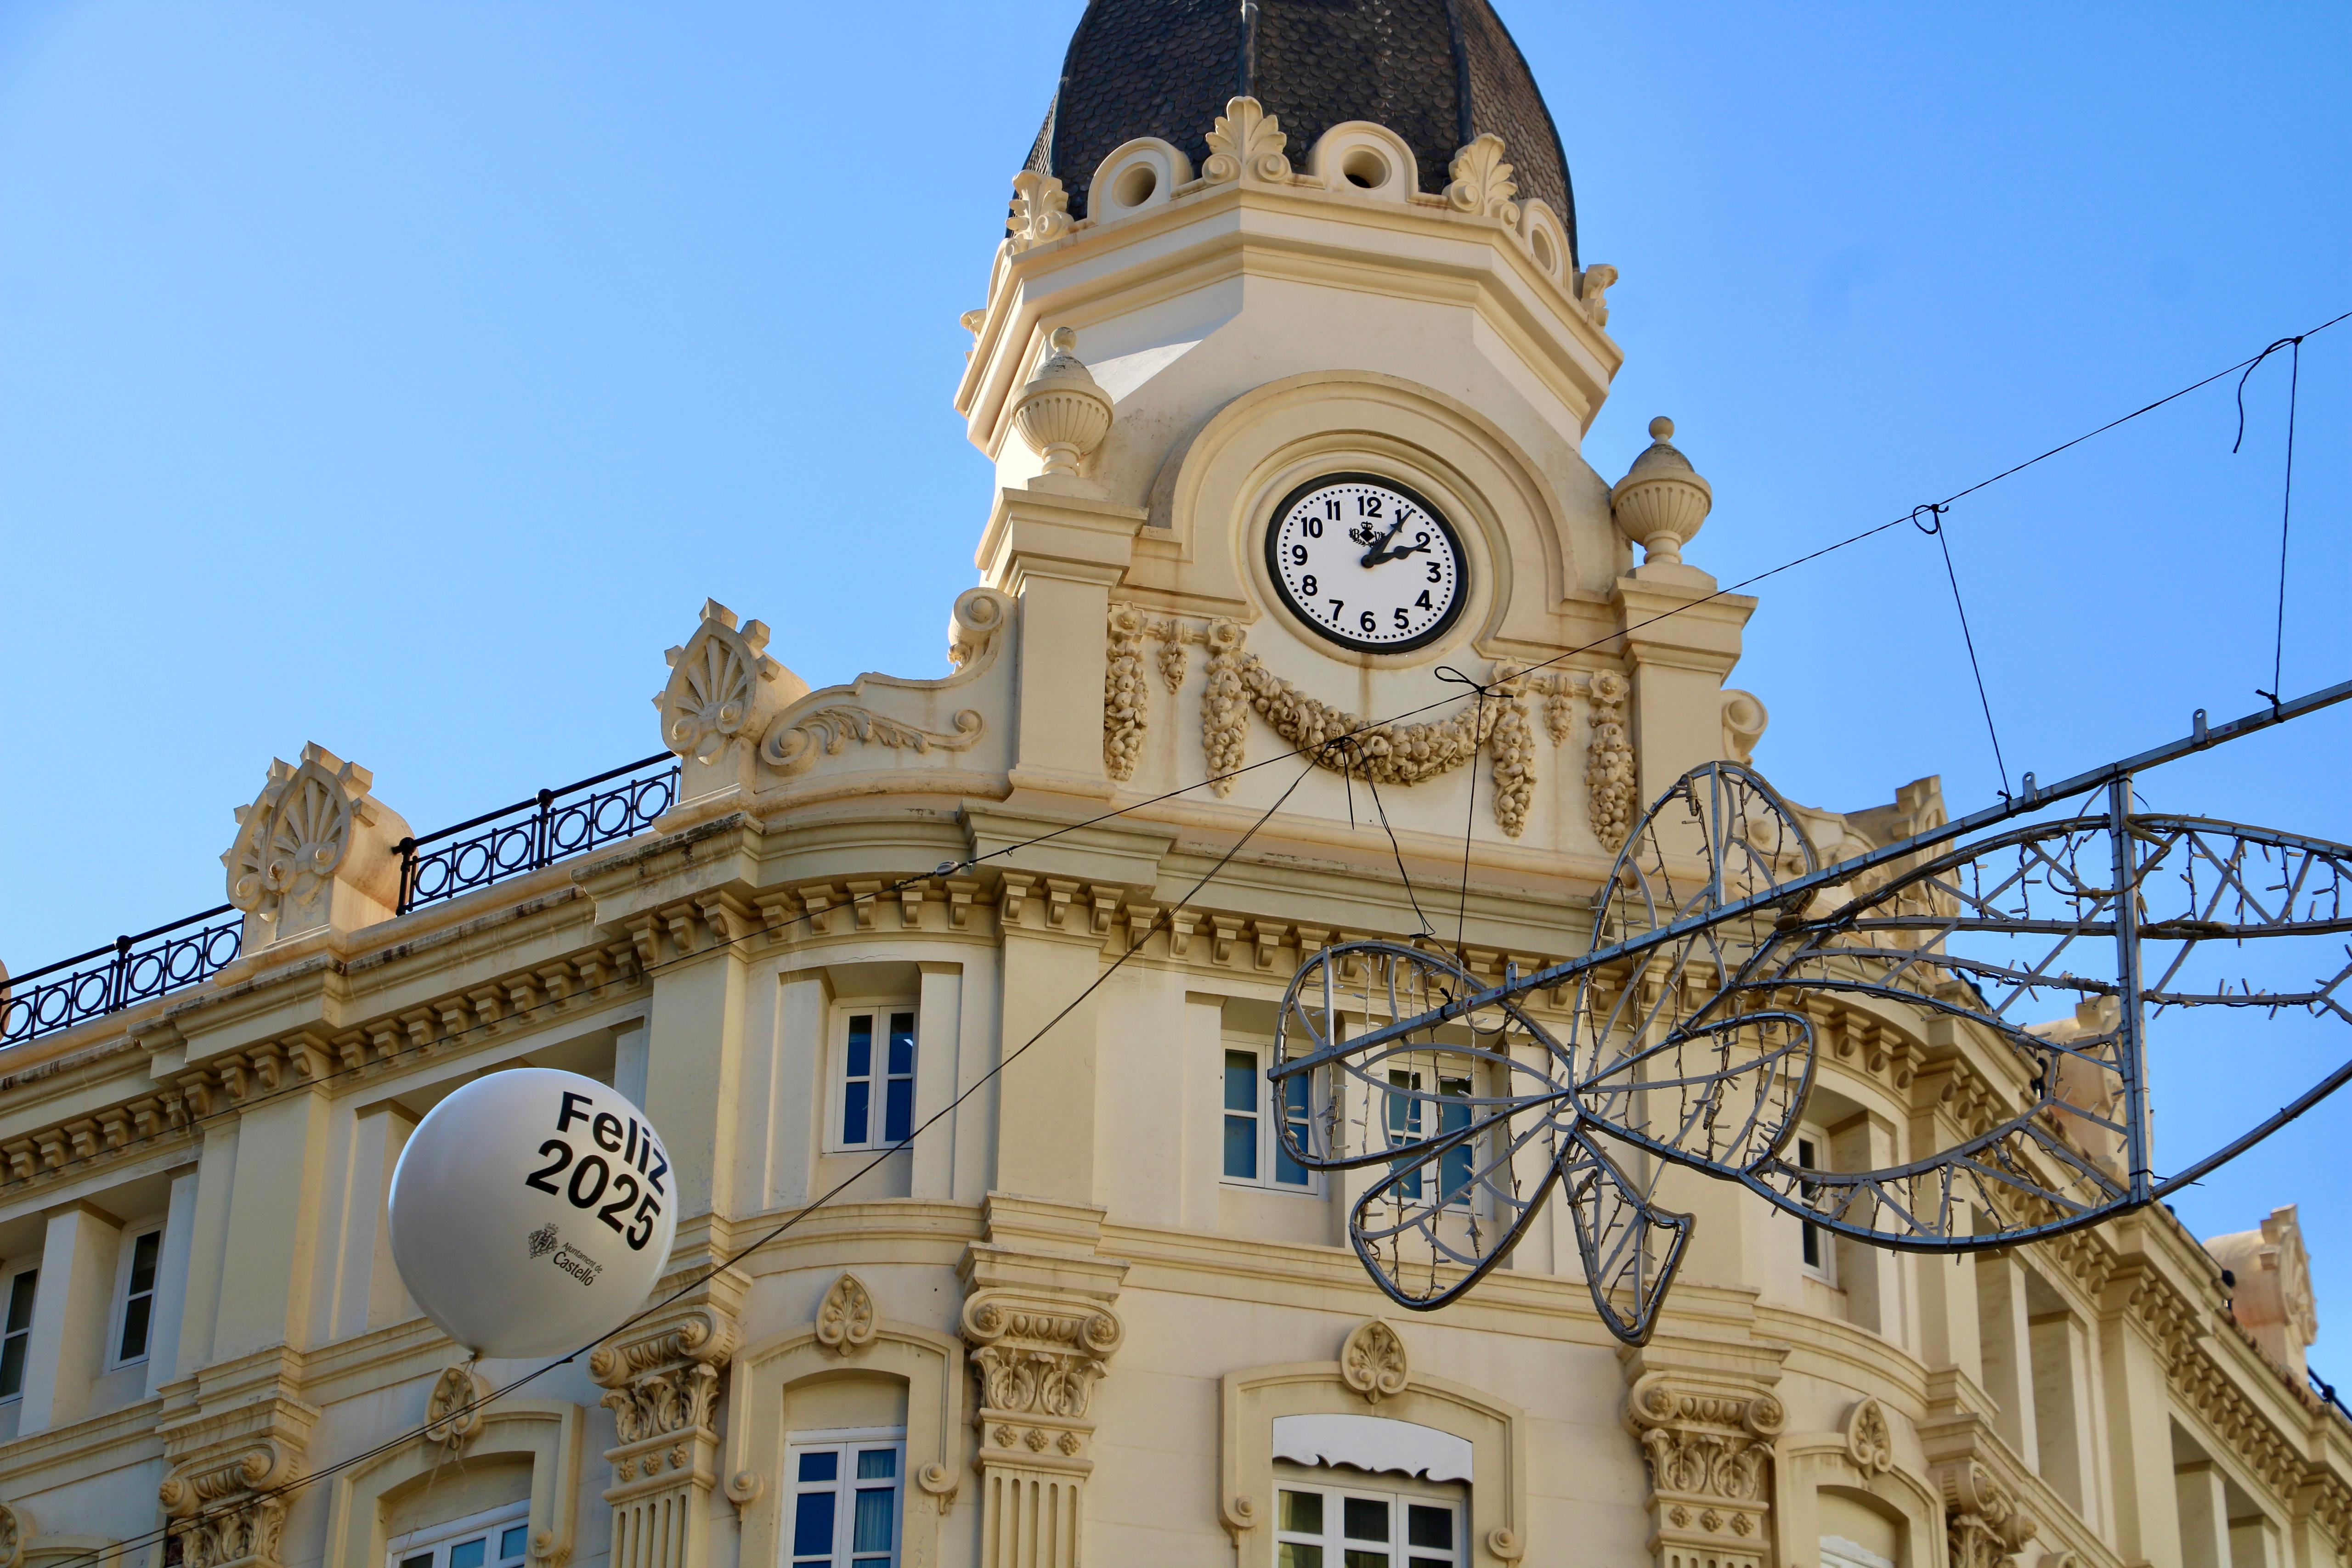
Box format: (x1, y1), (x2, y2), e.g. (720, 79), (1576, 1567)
(0, 100), (2346, 1568)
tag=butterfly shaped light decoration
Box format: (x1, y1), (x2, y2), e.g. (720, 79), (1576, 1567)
(1272, 682), (2352, 1344)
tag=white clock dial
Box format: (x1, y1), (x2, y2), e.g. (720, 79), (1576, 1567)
(1265, 475), (1466, 652)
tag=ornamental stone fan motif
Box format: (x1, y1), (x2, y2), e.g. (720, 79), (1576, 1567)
(1274, 691), (2352, 1343)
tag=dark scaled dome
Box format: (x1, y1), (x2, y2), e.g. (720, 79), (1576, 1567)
(1025, 0), (1575, 263)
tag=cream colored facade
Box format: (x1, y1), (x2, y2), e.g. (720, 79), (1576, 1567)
(0, 88), (2346, 1568)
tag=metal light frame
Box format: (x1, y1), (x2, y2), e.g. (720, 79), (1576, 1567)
(1273, 680), (2352, 1343)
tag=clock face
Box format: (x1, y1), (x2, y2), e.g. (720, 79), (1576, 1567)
(1265, 474), (1466, 652)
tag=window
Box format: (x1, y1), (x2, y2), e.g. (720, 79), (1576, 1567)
(112, 1224), (164, 1365)
(788, 1429), (905, 1568)
(1383, 1066), (1472, 1205)
(388, 1502), (530, 1568)
(837, 1010), (916, 1151)
(1796, 1135), (1834, 1284)
(1274, 1475), (1459, 1567)
(1223, 1046), (1312, 1189)
(0, 1269), (35, 1399)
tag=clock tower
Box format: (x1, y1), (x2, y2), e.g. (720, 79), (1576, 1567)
(954, 0), (1759, 876)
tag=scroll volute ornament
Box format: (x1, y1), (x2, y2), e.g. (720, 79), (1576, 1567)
(0, 1502), (28, 1568)
(656, 599), (808, 805)
(222, 743), (410, 944)
(1611, 416), (1714, 571)
(1007, 328), (1114, 481)
(1843, 1396), (1894, 1477)
(1203, 96), (1290, 183)
(1938, 1460), (2036, 1568)
(425, 1361), (492, 1455)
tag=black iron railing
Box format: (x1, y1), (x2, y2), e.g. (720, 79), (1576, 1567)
(396, 753), (679, 914)
(3, 751), (681, 1049)
(1, 908), (243, 1048)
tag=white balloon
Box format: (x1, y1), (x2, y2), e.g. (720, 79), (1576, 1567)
(389, 1067), (678, 1359)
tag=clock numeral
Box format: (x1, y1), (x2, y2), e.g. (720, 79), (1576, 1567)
(1358, 494), (1382, 517)
(1415, 589), (1432, 609)
(1359, 610), (1377, 633)
(1289, 544), (1308, 565)
(1299, 574), (1317, 597)
(1329, 599), (1345, 619)
(1303, 518), (1323, 538)
(1323, 498), (1340, 520)
(1394, 607), (1410, 629)
(1426, 562), (1442, 583)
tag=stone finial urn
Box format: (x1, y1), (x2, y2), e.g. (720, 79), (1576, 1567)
(1008, 327), (1114, 478)
(1610, 416), (1713, 569)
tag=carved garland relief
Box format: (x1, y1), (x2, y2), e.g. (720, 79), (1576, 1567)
(1105, 607), (1639, 845)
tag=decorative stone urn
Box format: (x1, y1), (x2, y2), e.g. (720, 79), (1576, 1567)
(1008, 327), (1114, 478)
(1610, 415), (1713, 570)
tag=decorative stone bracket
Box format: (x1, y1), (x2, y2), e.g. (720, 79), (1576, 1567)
(591, 1291), (741, 1568)
(1934, 1460), (2037, 1568)
(221, 743), (411, 951)
(1622, 1372), (1782, 1568)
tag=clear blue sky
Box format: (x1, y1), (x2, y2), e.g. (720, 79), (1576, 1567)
(4, 5), (2348, 1375)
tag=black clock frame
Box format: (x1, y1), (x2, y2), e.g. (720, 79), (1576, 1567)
(1263, 471), (1470, 654)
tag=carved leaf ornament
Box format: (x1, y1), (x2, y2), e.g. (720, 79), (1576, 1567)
(657, 599), (780, 765)
(1274, 691), (2352, 1346)
(761, 706), (984, 777)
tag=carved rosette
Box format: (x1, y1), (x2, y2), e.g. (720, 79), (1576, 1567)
(960, 1288), (1124, 1560)
(159, 1440), (303, 1568)
(1622, 1374), (1782, 1568)
(592, 1302), (740, 1568)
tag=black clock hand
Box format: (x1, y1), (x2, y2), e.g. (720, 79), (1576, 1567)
(1358, 519), (1407, 567)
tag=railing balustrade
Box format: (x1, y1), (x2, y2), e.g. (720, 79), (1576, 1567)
(2, 750), (681, 1049)
(1, 908), (243, 1049)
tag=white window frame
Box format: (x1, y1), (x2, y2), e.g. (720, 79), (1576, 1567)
(105, 1218), (167, 1371)
(1220, 1042), (1318, 1194)
(384, 1500), (531, 1568)
(785, 1426), (908, 1568)
(1381, 1055), (1477, 1210)
(826, 1001), (919, 1155)
(1795, 1132), (1837, 1286)
(0, 1263), (38, 1403)
(1271, 1464), (1464, 1566)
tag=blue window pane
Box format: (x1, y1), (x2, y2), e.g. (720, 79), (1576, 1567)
(884, 1078), (913, 1143)
(1283, 1073), (1311, 1118)
(1439, 1087), (1472, 1203)
(1277, 1074), (1312, 1184)
(1408, 1503), (1453, 1547)
(846, 1015), (872, 1077)
(792, 1491), (837, 1557)
(888, 1014), (915, 1075)
(843, 1081), (871, 1145)
(856, 1448), (898, 1479)
(1224, 1114), (1257, 1179)
(449, 1538), (486, 1568)
(798, 1450), (839, 1482)
(851, 1486), (895, 1551)
(500, 1527), (529, 1560)
(1275, 1141), (1310, 1186)
(1224, 1050), (1257, 1112)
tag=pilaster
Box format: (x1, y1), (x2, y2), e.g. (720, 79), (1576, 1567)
(1618, 1341), (1784, 1568)
(1610, 575), (1753, 804)
(156, 1347), (318, 1568)
(17, 1201), (123, 1435)
(975, 487), (1145, 802)
(957, 1195), (1129, 1568)
(590, 1269), (746, 1568)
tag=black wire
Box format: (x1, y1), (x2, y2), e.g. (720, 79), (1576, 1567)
(2237, 336), (2303, 706)
(98, 760), (1323, 1568)
(1911, 502), (2010, 797)
(49, 310), (2352, 1568)
(1358, 761), (1436, 939)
